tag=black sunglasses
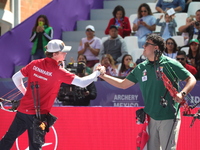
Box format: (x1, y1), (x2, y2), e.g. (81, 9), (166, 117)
(144, 42), (157, 47)
(86, 29), (93, 32)
(176, 58), (185, 61)
(167, 42), (174, 45)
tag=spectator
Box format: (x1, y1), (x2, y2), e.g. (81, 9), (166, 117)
(187, 39), (200, 72)
(179, 9), (200, 46)
(132, 3), (156, 48)
(181, 16), (194, 45)
(77, 54), (92, 75)
(101, 54), (118, 76)
(100, 25), (128, 64)
(156, 14), (177, 41)
(156, 0), (185, 13)
(30, 15), (53, 60)
(164, 38), (179, 59)
(176, 50), (197, 76)
(105, 5), (131, 38)
(118, 54), (136, 78)
(78, 25), (102, 68)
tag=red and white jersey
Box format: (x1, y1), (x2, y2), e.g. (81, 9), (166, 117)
(18, 57), (75, 114)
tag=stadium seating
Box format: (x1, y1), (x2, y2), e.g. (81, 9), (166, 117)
(174, 13), (188, 33)
(180, 47), (189, 55)
(171, 36), (185, 47)
(187, 2), (200, 17)
(146, 2), (157, 13)
(129, 14), (137, 31)
(124, 36), (139, 54)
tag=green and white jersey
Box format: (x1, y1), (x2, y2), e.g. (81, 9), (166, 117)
(126, 55), (191, 120)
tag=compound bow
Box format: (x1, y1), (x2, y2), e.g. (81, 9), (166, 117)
(0, 97), (19, 112)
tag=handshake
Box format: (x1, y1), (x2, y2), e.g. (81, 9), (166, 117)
(95, 65), (106, 76)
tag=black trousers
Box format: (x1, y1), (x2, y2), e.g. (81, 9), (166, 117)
(0, 111), (46, 150)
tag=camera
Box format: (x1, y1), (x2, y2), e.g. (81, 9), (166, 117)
(195, 21), (200, 26)
(57, 62), (87, 105)
(57, 83), (87, 105)
(66, 62), (86, 75)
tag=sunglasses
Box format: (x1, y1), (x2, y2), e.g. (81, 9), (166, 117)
(86, 29), (93, 32)
(176, 58), (185, 61)
(141, 10), (147, 13)
(144, 42), (157, 47)
(167, 42), (174, 45)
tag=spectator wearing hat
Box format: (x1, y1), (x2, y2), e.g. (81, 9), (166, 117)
(78, 25), (102, 68)
(187, 39), (200, 78)
(176, 50), (197, 76)
(0, 39), (105, 150)
(132, 3), (156, 48)
(99, 25), (128, 64)
(179, 9), (200, 46)
(105, 5), (131, 38)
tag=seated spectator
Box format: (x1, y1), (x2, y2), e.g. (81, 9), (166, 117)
(78, 25), (102, 68)
(181, 16), (194, 45)
(101, 54), (118, 76)
(187, 39), (200, 72)
(105, 5), (131, 38)
(179, 9), (200, 46)
(132, 3), (156, 48)
(176, 51), (197, 76)
(118, 54), (136, 77)
(100, 25), (128, 64)
(156, 0), (185, 13)
(163, 38), (179, 59)
(156, 14), (177, 41)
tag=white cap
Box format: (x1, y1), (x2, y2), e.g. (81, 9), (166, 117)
(46, 39), (72, 53)
(85, 25), (95, 31)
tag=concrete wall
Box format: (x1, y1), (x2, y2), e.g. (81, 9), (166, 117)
(0, 0), (11, 11)
(20, 0), (52, 22)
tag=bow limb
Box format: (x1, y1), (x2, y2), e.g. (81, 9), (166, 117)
(0, 102), (17, 112)
(0, 98), (18, 112)
(161, 72), (191, 115)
